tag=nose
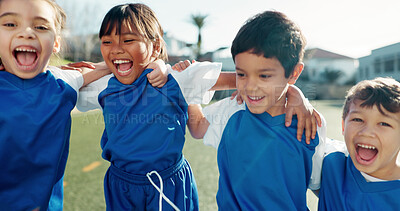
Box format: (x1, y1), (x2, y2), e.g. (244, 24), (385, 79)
(244, 76), (258, 92)
(357, 124), (376, 138)
(111, 42), (124, 54)
(17, 27), (36, 39)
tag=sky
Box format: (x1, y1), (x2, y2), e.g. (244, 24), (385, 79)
(57, 0), (400, 59)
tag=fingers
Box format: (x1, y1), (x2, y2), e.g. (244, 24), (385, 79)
(296, 113), (305, 142)
(60, 65), (82, 72)
(230, 90), (238, 99)
(172, 60), (191, 72)
(305, 118), (312, 145)
(67, 61), (96, 69)
(311, 114), (317, 140)
(285, 108), (293, 127)
(147, 73), (166, 88)
(313, 109), (322, 127)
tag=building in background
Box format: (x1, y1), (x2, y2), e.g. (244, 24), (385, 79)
(302, 48), (358, 85)
(358, 42), (400, 82)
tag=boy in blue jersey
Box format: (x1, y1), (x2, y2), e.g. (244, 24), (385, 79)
(188, 11), (326, 210)
(317, 77), (400, 210)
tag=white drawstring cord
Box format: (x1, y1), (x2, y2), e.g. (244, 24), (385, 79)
(146, 171), (180, 211)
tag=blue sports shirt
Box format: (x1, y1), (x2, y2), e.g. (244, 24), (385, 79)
(0, 67), (83, 211)
(318, 151), (400, 210)
(77, 62), (221, 173)
(203, 97), (327, 210)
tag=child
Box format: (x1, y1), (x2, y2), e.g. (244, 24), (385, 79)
(187, 11), (326, 210)
(317, 77), (400, 210)
(75, 3), (235, 211)
(0, 0), (114, 210)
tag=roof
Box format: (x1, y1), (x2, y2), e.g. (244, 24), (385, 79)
(304, 48), (354, 60)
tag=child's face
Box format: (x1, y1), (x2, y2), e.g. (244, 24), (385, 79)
(235, 51), (301, 116)
(0, 0), (60, 79)
(100, 25), (156, 85)
(343, 100), (400, 180)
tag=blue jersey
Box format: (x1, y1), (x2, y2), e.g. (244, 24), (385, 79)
(77, 62), (221, 173)
(203, 98), (327, 210)
(0, 67), (83, 211)
(318, 152), (400, 210)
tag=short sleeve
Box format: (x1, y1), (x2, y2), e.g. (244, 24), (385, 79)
(309, 118), (347, 191)
(76, 74), (112, 112)
(48, 66), (83, 92)
(203, 97), (244, 148)
(170, 61), (222, 105)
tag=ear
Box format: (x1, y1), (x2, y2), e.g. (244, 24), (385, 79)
(288, 62), (304, 85)
(341, 119), (345, 135)
(53, 36), (61, 53)
(152, 38), (161, 58)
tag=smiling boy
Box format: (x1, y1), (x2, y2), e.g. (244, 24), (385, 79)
(318, 77), (400, 210)
(187, 11), (326, 210)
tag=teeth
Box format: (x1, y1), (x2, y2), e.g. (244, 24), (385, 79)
(117, 68), (131, 74)
(248, 96), (263, 100)
(15, 48), (36, 52)
(358, 144), (376, 150)
(113, 60), (130, 64)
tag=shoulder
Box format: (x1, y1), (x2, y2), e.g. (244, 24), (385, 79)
(47, 66), (83, 91)
(203, 97), (245, 148)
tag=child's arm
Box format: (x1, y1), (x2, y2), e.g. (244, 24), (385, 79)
(63, 59), (168, 87)
(285, 85), (322, 144)
(79, 62), (111, 87)
(172, 60), (236, 91)
(187, 104), (210, 139)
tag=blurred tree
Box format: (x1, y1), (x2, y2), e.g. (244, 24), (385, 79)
(321, 68), (344, 84)
(190, 13), (208, 59)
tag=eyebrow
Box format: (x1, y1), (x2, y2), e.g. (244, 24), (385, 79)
(0, 12), (50, 23)
(0, 12), (18, 19)
(236, 66), (276, 72)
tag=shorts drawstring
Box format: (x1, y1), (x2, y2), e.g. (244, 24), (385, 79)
(146, 170), (180, 211)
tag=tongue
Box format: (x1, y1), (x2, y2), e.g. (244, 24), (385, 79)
(16, 52), (36, 66)
(118, 62), (132, 71)
(358, 147), (378, 161)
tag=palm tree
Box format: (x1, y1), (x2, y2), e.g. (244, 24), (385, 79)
(190, 13), (208, 59)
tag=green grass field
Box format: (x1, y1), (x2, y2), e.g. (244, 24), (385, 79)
(64, 100), (345, 211)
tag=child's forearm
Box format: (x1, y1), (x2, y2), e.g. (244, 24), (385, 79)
(187, 104), (210, 139)
(81, 68), (111, 87)
(210, 72), (236, 90)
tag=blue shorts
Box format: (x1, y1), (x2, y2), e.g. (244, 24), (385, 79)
(104, 156), (199, 211)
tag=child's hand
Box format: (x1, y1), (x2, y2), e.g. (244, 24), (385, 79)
(60, 61), (96, 72)
(285, 85), (322, 144)
(172, 60), (195, 72)
(147, 59), (167, 88)
(230, 90), (244, 104)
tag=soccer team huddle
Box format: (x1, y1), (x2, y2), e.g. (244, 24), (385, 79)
(0, 0), (399, 210)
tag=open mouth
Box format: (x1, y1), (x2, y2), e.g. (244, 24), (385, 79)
(13, 47), (38, 70)
(113, 59), (133, 76)
(356, 143), (378, 164)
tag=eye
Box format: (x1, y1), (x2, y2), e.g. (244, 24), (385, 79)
(260, 74), (271, 79)
(3, 23), (16, 27)
(379, 122), (392, 127)
(124, 39), (134, 43)
(102, 41), (111, 45)
(35, 25), (48, 30)
(236, 72), (245, 77)
(351, 118), (363, 122)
